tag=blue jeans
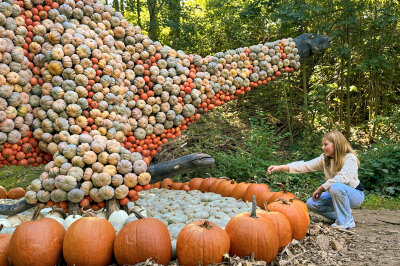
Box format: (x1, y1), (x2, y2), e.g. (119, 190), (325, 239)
(306, 182), (365, 225)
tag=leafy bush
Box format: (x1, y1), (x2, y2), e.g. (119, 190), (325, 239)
(358, 141), (400, 196)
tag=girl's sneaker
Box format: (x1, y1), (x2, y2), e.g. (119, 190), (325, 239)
(331, 219), (355, 229)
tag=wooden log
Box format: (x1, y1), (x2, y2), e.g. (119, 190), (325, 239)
(147, 153), (215, 183)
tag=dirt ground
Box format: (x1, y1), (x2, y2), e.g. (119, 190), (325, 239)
(268, 209), (400, 266)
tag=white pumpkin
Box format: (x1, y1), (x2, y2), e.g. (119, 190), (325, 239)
(64, 212), (82, 229)
(0, 226), (16, 235)
(95, 211), (108, 220)
(167, 223), (186, 239)
(110, 221), (123, 234)
(44, 209), (66, 225)
(0, 218), (11, 227)
(108, 210), (128, 225)
(6, 214), (24, 226)
(171, 239), (177, 259)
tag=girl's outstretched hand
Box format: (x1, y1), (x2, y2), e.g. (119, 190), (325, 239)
(267, 165), (288, 174)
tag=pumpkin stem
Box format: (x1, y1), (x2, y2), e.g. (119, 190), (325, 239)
(81, 209), (97, 217)
(257, 178), (270, 184)
(129, 209), (145, 220)
(200, 220), (212, 229)
(32, 204), (45, 221)
(52, 208), (67, 219)
(276, 182), (287, 193)
(250, 195), (258, 218)
(0, 224), (3, 231)
(106, 198), (120, 217)
(68, 202), (80, 216)
(263, 202), (271, 212)
(276, 198), (291, 205)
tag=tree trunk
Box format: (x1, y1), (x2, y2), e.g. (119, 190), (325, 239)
(282, 78), (293, 144)
(302, 61), (309, 129)
(136, 0), (142, 28)
(345, 24), (351, 139)
(113, 0), (120, 12)
(168, 0), (181, 47)
(147, 0), (158, 40)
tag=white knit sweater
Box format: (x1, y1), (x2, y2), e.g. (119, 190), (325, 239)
(288, 153), (360, 190)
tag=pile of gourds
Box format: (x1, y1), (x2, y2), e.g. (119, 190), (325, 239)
(0, 0), (300, 210)
(0, 180), (309, 265)
(24, 135), (151, 213)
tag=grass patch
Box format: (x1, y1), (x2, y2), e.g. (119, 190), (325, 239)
(361, 193), (400, 210)
(0, 165), (43, 190)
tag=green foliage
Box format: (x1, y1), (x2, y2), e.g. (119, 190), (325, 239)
(0, 166), (43, 190)
(358, 141), (400, 196)
(361, 193), (400, 210)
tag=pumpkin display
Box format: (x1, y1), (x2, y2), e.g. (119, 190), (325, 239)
(63, 216), (116, 266)
(177, 220), (230, 266)
(9, 205), (66, 266)
(0, 0), (300, 214)
(114, 211), (172, 265)
(225, 196), (279, 263)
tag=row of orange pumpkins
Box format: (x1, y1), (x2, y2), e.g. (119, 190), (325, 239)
(0, 186), (25, 200)
(153, 176), (306, 209)
(0, 189), (309, 266)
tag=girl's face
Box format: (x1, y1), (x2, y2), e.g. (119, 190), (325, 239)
(322, 138), (335, 158)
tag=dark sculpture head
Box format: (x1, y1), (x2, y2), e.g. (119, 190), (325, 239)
(293, 33), (332, 60)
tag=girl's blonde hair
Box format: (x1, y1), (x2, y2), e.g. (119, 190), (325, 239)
(323, 131), (360, 172)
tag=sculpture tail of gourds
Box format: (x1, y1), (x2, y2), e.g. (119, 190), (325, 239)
(0, 0), (331, 215)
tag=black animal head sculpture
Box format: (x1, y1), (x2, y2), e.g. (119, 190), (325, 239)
(293, 33), (332, 60)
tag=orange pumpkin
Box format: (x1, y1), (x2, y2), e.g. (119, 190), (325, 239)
(0, 226), (11, 266)
(177, 220), (230, 266)
(161, 178), (173, 189)
(258, 203), (292, 251)
(152, 181), (161, 189)
(7, 187), (25, 199)
(268, 183), (296, 203)
(243, 183), (270, 202)
(208, 178), (226, 193)
(225, 196), (279, 263)
(289, 197), (310, 224)
(171, 182), (183, 190)
(0, 186), (6, 199)
(188, 177), (203, 190)
(230, 182), (250, 200)
(199, 177), (216, 192)
(256, 190), (276, 208)
(9, 205), (66, 266)
(114, 213), (171, 265)
(215, 180), (237, 197)
(268, 199), (309, 240)
(63, 216), (116, 266)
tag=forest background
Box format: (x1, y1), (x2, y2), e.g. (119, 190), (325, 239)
(2, 0), (399, 207)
